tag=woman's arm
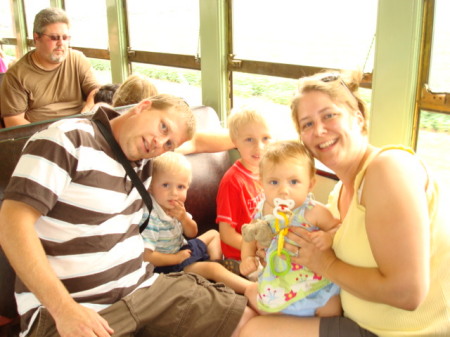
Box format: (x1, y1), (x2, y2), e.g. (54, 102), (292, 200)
(176, 129), (234, 154)
(287, 150), (430, 310)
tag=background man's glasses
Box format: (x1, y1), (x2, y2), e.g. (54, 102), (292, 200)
(40, 33), (71, 41)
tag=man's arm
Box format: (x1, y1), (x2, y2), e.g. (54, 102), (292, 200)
(3, 113), (30, 128)
(176, 129), (235, 154)
(0, 200), (113, 337)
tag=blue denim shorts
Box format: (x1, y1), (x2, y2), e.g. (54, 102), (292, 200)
(154, 238), (209, 273)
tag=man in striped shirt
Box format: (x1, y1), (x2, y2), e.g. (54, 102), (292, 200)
(0, 94), (255, 337)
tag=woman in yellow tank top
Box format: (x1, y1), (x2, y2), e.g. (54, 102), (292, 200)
(240, 70), (449, 337)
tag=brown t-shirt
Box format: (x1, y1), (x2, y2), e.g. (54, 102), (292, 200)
(0, 49), (99, 123)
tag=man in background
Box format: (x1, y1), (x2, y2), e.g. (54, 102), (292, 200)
(0, 7), (99, 128)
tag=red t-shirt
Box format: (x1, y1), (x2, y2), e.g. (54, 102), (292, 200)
(216, 160), (263, 259)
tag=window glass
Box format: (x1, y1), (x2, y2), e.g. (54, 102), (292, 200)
(232, 72), (298, 141)
(24, 0), (50, 37)
(132, 63), (202, 106)
(232, 0), (378, 71)
(89, 59), (112, 85)
(416, 111), (450, 192)
(127, 0), (200, 55)
(428, 0), (450, 92)
(232, 72), (372, 144)
(0, 0), (16, 60)
(417, 0), (450, 193)
(0, 0), (14, 38)
(65, 0), (108, 49)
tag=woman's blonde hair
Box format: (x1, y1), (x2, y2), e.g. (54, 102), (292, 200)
(112, 74), (158, 107)
(291, 70), (369, 136)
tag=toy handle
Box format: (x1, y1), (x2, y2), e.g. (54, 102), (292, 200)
(269, 249), (291, 277)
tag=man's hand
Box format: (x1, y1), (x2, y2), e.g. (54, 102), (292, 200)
(54, 301), (114, 337)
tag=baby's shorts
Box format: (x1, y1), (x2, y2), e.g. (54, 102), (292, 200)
(281, 282), (340, 316)
(154, 238), (209, 273)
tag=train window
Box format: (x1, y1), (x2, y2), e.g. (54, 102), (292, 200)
(90, 59), (112, 85)
(127, 0), (199, 56)
(428, 0), (450, 92)
(416, 0), (450, 192)
(232, 0), (377, 71)
(24, 0), (50, 37)
(416, 111), (449, 192)
(230, 72), (373, 143)
(132, 63), (202, 106)
(0, 0), (16, 58)
(230, 0), (377, 148)
(0, 0), (14, 38)
(65, 0), (108, 49)
(231, 73), (298, 141)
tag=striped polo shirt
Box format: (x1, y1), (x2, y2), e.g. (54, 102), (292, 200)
(4, 108), (158, 335)
(141, 196), (190, 253)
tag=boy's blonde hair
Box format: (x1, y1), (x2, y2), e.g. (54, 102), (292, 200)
(152, 152), (192, 183)
(227, 106), (269, 142)
(259, 140), (315, 179)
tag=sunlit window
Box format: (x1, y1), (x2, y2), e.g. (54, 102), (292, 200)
(428, 0), (450, 92)
(0, 0), (14, 38)
(132, 63), (202, 107)
(127, 0), (200, 55)
(416, 0), (450, 193)
(232, 0), (377, 71)
(24, 0), (50, 37)
(230, 0), (377, 147)
(65, 0), (108, 49)
(416, 111), (449, 192)
(0, 0), (16, 59)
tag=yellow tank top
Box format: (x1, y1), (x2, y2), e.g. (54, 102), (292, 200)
(329, 145), (450, 337)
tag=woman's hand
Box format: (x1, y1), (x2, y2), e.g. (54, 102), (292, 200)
(285, 227), (337, 278)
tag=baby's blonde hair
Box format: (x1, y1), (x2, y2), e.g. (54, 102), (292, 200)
(259, 140), (315, 179)
(228, 106), (269, 142)
(152, 152), (192, 183)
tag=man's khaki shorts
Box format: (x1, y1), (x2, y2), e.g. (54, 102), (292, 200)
(28, 272), (247, 337)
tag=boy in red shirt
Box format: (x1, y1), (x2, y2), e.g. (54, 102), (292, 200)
(216, 106), (273, 270)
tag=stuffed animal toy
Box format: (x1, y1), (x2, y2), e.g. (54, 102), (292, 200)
(242, 219), (273, 248)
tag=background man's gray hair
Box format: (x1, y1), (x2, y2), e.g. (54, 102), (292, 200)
(33, 8), (70, 35)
